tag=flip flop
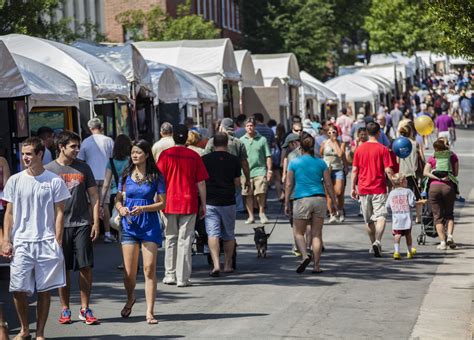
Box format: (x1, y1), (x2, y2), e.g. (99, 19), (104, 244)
(296, 255), (312, 274)
(121, 297), (136, 318)
(311, 269), (324, 274)
(209, 270), (220, 277)
(146, 317), (159, 325)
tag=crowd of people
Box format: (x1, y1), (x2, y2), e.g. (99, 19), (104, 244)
(0, 68), (470, 339)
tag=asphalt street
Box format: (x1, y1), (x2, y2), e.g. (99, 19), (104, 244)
(3, 128), (474, 340)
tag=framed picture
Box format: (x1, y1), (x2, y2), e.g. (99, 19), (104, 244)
(14, 100), (28, 138)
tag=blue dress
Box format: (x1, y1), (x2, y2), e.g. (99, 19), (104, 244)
(119, 175), (166, 245)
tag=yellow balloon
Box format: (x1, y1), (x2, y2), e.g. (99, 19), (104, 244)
(414, 115), (434, 136)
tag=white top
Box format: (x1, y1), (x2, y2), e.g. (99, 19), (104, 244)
(386, 187), (415, 230)
(152, 136), (175, 161)
(78, 134), (114, 181)
(3, 170), (71, 242)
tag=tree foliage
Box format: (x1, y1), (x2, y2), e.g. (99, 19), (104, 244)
(426, 0), (474, 58)
(0, 0), (103, 42)
(364, 0), (434, 56)
(115, 1), (219, 42)
(242, 0), (336, 78)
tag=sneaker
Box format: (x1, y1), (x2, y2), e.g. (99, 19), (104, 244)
(177, 280), (192, 287)
(446, 236), (457, 249)
(293, 247), (301, 257)
(437, 243), (448, 250)
(162, 277), (176, 285)
(406, 250), (413, 259)
(410, 247), (417, 256)
(328, 215), (337, 224)
(59, 307), (72, 324)
(259, 213), (269, 224)
(79, 307), (99, 325)
(393, 252), (401, 260)
(244, 218), (255, 225)
(338, 211), (345, 223)
(104, 234), (117, 243)
(372, 241), (382, 257)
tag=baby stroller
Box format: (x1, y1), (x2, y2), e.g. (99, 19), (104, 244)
(417, 200), (439, 245)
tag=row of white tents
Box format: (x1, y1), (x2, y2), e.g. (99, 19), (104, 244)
(0, 34), (343, 146)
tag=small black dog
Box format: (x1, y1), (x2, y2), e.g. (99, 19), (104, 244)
(253, 226), (270, 258)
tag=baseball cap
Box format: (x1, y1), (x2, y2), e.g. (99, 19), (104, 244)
(220, 118), (234, 131)
(283, 133), (300, 148)
(173, 124), (188, 144)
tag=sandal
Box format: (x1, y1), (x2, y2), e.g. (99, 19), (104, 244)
(146, 317), (159, 325)
(120, 297), (136, 318)
(209, 270), (220, 277)
(296, 255), (312, 274)
(311, 269), (324, 274)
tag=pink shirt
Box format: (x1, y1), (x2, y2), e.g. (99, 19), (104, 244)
(336, 115), (353, 143)
(428, 153), (458, 185)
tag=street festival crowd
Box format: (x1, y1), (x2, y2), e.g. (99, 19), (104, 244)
(0, 69), (472, 339)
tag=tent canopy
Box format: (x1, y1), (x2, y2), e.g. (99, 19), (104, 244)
(145, 62), (181, 105)
(255, 69), (264, 86)
(300, 71), (338, 102)
(234, 50), (259, 87)
(146, 60), (217, 106)
(325, 75), (377, 103)
(416, 51), (432, 69)
(252, 53), (302, 87)
(0, 41), (79, 108)
(72, 40), (154, 97)
(449, 56), (472, 65)
(0, 34), (129, 102)
(134, 39), (240, 82)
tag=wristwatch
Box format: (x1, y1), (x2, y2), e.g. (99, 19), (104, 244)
(0, 320), (8, 328)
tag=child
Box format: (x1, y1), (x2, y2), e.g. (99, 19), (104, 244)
(386, 174), (417, 259)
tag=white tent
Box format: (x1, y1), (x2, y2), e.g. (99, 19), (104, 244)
(0, 41), (78, 108)
(146, 60), (217, 106)
(300, 71), (338, 102)
(234, 50), (259, 88)
(325, 75), (378, 103)
(0, 34), (130, 102)
(252, 53), (302, 87)
(416, 51), (432, 70)
(255, 69), (264, 86)
(449, 56), (472, 65)
(134, 39), (240, 117)
(72, 40), (154, 97)
(145, 62), (181, 105)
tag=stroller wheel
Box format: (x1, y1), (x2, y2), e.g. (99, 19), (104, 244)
(422, 235), (426, 245)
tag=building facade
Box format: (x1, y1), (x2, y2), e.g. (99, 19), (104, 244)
(53, 0), (242, 45)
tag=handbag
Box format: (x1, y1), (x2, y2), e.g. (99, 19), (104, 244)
(109, 160), (124, 231)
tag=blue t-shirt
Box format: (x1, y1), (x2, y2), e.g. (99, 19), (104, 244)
(288, 154), (328, 199)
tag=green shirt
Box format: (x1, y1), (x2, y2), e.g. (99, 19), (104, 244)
(205, 135), (248, 162)
(240, 133), (271, 178)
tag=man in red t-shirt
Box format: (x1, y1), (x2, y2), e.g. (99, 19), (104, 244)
(157, 124), (208, 287)
(351, 122), (394, 257)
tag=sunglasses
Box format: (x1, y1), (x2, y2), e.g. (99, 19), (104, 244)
(293, 129), (302, 132)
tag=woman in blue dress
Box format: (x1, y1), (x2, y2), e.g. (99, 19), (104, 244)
(114, 139), (165, 324)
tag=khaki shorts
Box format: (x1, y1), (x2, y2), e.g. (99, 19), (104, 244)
(293, 196), (326, 220)
(360, 194), (387, 224)
(241, 176), (267, 196)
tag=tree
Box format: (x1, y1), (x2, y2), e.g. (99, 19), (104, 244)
(115, 1), (220, 42)
(242, 0), (335, 78)
(162, 1), (220, 41)
(0, 0), (103, 42)
(364, 0), (435, 55)
(426, 0), (474, 58)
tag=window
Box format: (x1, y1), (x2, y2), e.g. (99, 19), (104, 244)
(221, 0), (226, 28)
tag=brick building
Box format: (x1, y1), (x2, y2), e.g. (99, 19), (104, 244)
(52, 0), (242, 45)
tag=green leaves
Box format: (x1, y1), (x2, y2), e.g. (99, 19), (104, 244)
(115, 1), (220, 42)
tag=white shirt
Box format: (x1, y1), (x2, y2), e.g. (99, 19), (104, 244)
(152, 136), (175, 161)
(386, 187), (415, 230)
(3, 170), (71, 242)
(78, 134), (114, 181)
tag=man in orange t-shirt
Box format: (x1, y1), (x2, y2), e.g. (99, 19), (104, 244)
(351, 122), (394, 257)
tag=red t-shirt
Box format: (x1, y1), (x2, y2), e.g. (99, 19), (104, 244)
(353, 142), (394, 195)
(389, 150), (399, 174)
(157, 146), (209, 214)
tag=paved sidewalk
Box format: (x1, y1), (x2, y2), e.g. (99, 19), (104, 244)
(410, 188), (474, 340)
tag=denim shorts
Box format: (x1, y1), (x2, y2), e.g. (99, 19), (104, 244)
(331, 169), (345, 181)
(121, 232), (140, 245)
(205, 205), (236, 240)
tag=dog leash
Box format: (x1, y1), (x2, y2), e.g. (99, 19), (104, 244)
(266, 200), (285, 238)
